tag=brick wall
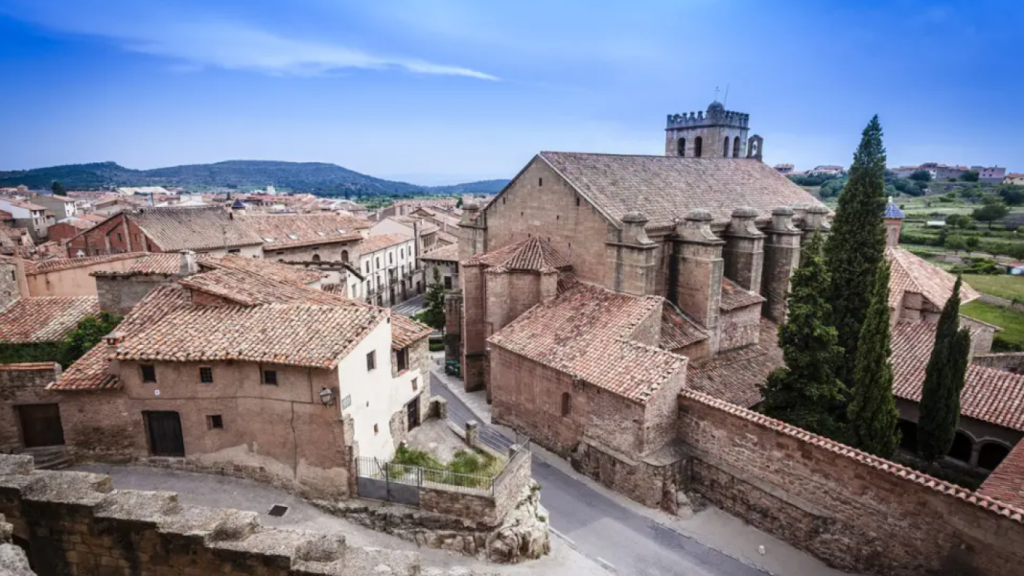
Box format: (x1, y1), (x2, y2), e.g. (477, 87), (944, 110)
(67, 214), (152, 257)
(972, 352), (1024, 373)
(677, 391), (1024, 576)
(95, 274), (176, 315)
(0, 455), (419, 576)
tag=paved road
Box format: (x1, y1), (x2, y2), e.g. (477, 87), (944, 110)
(430, 373), (768, 576)
(393, 295), (426, 316)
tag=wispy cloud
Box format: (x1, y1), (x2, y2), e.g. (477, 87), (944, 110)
(122, 21), (498, 80)
(1, 2), (497, 80)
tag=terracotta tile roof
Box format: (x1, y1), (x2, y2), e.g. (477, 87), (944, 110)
(719, 278), (766, 311)
(979, 442), (1024, 508)
(115, 303), (384, 368)
(130, 206), (264, 251)
(488, 283), (687, 403)
(91, 253), (185, 276)
(391, 314), (434, 349)
(180, 267), (341, 307)
(0, 210), (11, 220)
(50, 286), (194, 391)
(78, 214), (107, 223)
(660, 303), (709, 350)
(556, 272), (579, 294)
(536, 152), (825, 229)
(421, 243), (460, 263)
(681, 389), (1024, 523)
(0, 362), (60, 371)
(356, 234), (412, 257)
(238, 213), (367, 249)
(0, 198), (46, 211)
(886, 247), (980, 310)
(26, 253), (145, 275)
(0, 296), (99, 344)
(892, 321), (1024, 432)
(466, 238), (571, 273)
(435, 229), (458, 245)
(688, 319), (783, 408)
(200, 254), (324, 286)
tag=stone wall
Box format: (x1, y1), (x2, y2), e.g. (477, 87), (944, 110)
(718, 303), (761, 352)
(571, 442), (680, 510)
(0, 260), (21, 310)
(95, 273), (177, 315)
(677, 391), (1024, 576)
(0, 363), (138, 461)
(973, 352), (1024, 374)
(0, 454), (421, 576)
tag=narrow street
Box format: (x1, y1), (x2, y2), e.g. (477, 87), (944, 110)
(430, 373), (771, 576)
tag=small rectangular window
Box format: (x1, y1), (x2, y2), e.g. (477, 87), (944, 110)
(373, 424), (379, 435)
(199, 367), (213, 384)
(141, 364), (156, 383)
(367, 350), (376, 371)
(396, 348), (408, 372)
(228, 249), (241, 254)
(263, 370), (278, 386)
(116, 232), (123, 242)
(576, 198), (580, 207)
(539, 177), (543, 186)
(207, 415), (224, 429)
(411, 377), (418, 392)
(444, 276), (452, 289)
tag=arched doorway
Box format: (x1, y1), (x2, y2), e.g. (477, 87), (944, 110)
(947, 431), (973, 463)
(723, 136), (731, 157)
(897, 419), (918, 453)
(978, 442), (1011, 471)
(341, 250), (349, 263)
(677, 138), (686, 157)
(733, 137), (740, 158)
(694, 136), (703, 158)
(311, 254), (321, 262)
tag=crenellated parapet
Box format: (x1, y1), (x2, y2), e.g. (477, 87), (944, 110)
(666, 107), (750, 130)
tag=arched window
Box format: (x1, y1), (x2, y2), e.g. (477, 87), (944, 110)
(948, 431), (973, 462)
(677, 138), (686, 157)
(733, 137), (741, 158)
(560, 392), (572, 417)
(694, 136), (703, 158)
(341, 250), (349, 263)
(311, 254), (321, 262)
(978, 442), (1011, 470)
(723, 136), (731, 157)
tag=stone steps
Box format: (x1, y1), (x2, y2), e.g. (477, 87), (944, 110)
(22, 446), (73, 470)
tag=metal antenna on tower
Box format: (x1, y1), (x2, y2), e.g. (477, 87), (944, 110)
(714, 86), (720, 101)
(723, 83), (730, 107)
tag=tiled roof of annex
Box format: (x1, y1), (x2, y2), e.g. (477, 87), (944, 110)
(238, 212), (367, 249)
(355, 234), (411, 256)
(487, 282), (687, 403)
(465, 237), (571, 273)
(420, 243), (459, 263)
(24, 253), (147, 275)
(886, 246), (980, 310)
(660, 302), (709, 351)
(891, 321), (1024, 432)
(114, 303), (384, 369)
(536, 152), (825, 230)
(90, 253), (185, 276)
(199, 254), (324, 286)
(682, 389), (1024, 523)
(128, 206), (264, 251)
(0, 296), (99, 344)
(49, 286), (191, 391)
(720, 277), (766, 311)
(979, 441), (1024, 509)
(687, 318), (783, 408)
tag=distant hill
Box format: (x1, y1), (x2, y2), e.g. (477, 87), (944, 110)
(0, 160), (506, 196)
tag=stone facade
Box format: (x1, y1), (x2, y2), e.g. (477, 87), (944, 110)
(677, 392), (1024, 576)
(973, 352), (1024, 374)
(0, 364), (136, 461)
(95, 273), (178, 315)
(0, 258), (24, 310)
(0, 454), (422, 576)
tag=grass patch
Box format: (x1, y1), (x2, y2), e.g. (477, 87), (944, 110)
(962, 274), (1024, 301)
(391, 445), (502, 488)
(428, 337), (445, 352)
(962, 301), (1024, 347)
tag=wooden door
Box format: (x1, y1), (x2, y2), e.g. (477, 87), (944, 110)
(17, 404), (65, 448)
(407, 399), (420, 430)
(146, 411), (185, 457)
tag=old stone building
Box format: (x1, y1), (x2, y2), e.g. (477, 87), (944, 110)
(421, 243), (460, 290)
(664, 100), (763, 160)
(351, 234), (420, 306)
(238, 212), (370, 262)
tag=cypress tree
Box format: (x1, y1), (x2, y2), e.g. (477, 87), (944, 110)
(847, 260), (900, 457)
(760, 233), (847, 438)
(825, 116), (888, 389)
(917, 277), (973, 462)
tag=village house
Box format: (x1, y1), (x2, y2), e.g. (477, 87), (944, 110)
(65, 205), (265, 258)
(352, 233), (420, 306)
(0, 198), (50, 242)
(420, 243), (460, 290)
(29, 194), (76, 220)
(0, 291), (99, 361)
(1004, 173), (1024, 186)
(1, 254), (434, 499)
(237, 212), (370, 262)
(371, 215), (442, 255)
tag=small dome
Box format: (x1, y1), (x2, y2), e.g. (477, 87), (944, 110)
(621, 211), (648, 224)
(884, 197), (905, 219)
(464, 201), (481, 210)
(707, 101), (725, 112)
(731, 206), (759, 219)
(685, 209), (713, 222)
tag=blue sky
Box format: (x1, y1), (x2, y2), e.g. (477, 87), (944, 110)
(0, 0), (1021, 185)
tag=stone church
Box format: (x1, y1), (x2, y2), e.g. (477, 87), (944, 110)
(452, 101), (830, 504)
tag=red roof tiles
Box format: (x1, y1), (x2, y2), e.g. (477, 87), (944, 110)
(719, 278), (766, 311)
(688, 319), (783, 408)
(660, 302), (709, 350)
(886, 247), (981, 310)
(356, 234), (411, 256)
(979, 442), (1024, 508)
(238, 212), (367, 249)
(466, 237), (571, 273)
(0, 296), (99, 344)
(488, 283), (686, 403)
(892, 321), (1024, 432)
(420, 243), (460, 263)
(26, 253), (146, 275)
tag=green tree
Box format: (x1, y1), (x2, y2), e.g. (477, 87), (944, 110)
(760, 234), (847, 438)
(419, 267), (446, 332)
(455, 197), (463, 209)
(910, 169), (932, 182)
(961, 170), (980, 182)
(819, 178), (847, 198)
(917, 278), (973, 462)
(63, 312), (122, 365)
(824, 115), (888, 389)
(972, 202), (1010, 229)
(998, 186), (1024, 206)
(944, 234), (967, 255)
(51, 181), (66, 195)
(846, 261), (900, 457)
(964, 236), (980, 254)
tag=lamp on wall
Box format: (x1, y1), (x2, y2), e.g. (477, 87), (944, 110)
(318, 387), (335, 406)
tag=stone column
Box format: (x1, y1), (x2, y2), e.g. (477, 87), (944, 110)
(605, 211), (658, 296)
(465, 421), (479, 448)
(800, 205), (831, 244)
(671, 210), (725, 353)
(722, 207), (765, 293)
(459, 201), (489, 393)
(761, 207), (803, 323)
